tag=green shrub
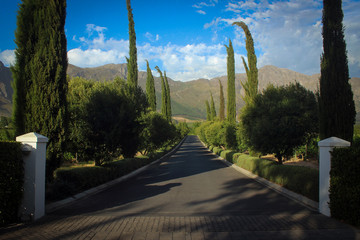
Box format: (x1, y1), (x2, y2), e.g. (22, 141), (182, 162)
(220, 150), (236, 163)
(0, 141), (23, 226)
(207, 144), (318, 202)
(330, 145), (360, 226)
(204, 121), (225, 147)
(224, 123), (237, 150)
(212, 147), (223, 156)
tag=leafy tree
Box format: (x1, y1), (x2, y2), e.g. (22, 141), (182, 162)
(319, 0), (355, 142)
(177, 121), (190, 138)
(219, 80), (225, 121)
(241, 83), (318, 164)
(145, 60), (156, 111)
(126, 0), (138, 88)
(140, 111), (177, 155)
(67, 77), (95, 161)
(225, 39), (236, 123)
(205, 100), (211, 121)
(11, 0), (68, 178)
(164, 71), (172, 122)
(210, 92), (216, 121)
(233, 21), (258, 106)
(81, 81), (146, 165)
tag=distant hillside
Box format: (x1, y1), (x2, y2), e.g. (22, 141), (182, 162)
(1, 61), (359, 121)
(0, 61), (13, 117)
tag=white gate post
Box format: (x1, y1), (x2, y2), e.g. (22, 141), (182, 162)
(16, 132), (48, 221)
(318, 137), (350, 217)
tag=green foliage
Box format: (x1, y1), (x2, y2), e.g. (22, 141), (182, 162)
(126, 0), (138, 88)
(225, 39), (236, 123)
(205, 100), (211, 121)
(0, 117), (15, 141)
(145, 60), (156, 111)
(224, 122), (237, 150)
(330, 145), (360, 226)
(47, 141), (181, 201)
(67, 78), (148, 166)
(319, 0), (355, 142)
(177, 121), (190, 138)
(140, 111), (179, 154)
(241, 83), (318, 163)
(0, 141), (23, 226)
(11, 0), (68, 180)
(67, 77), (95, 161)
(204, 122), (226, 147)
(233, 21), (258, 106)
(210, 92), (216, 121)
(155, 66), (170, 121)
(164, 72), (172, 122)
(218, 80), (225, 121)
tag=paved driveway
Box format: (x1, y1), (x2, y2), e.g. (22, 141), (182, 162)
(1, 135), (359, 239)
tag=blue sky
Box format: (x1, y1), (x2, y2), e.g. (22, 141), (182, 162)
(1, 0), (360, 81)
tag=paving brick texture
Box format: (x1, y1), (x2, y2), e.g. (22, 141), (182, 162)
(1, 136), (359, 240)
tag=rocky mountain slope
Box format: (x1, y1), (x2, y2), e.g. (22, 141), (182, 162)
(1, 61), (359, 121)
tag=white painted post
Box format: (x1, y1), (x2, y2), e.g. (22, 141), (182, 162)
(318, 137), (350, 217)
(16, 132), (48, 221)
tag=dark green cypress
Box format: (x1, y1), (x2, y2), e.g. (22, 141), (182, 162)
(205, 100), (211, 121)
(233, 21), (258, 105)
(210, 92), (216, 121)
(164, 71), (172, 122)
(219, 80), (225, 121)
(319, 0), (355, 142)
(126, 0), (138, 88)
(12, 0), (68, 179)
(145, 60), (156, 111)
(155, 66), (167, 119)
(11, 0), (34, 136)
(225, 39), (236, 123)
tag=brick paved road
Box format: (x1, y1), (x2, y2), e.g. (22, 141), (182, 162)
(1, 136), (359, 240)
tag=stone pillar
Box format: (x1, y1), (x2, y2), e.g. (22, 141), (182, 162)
(16, 132), (48, 221)
(318, 137), (350, 217)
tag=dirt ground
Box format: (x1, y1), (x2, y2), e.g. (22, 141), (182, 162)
(261, 154), (319, 170)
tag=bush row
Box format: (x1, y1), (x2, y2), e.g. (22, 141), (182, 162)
(0, 141), (24, 226)
(46, 142), (180, 201)
(330, 142), (360, 227)
(207, 144), (319, 202)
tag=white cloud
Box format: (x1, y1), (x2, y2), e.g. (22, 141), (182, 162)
(214, 0), (324, 75)
(197, 10), (206, 15)
(68, 25), (232, 81)
(144, 32), (160, 42)
(0, 49), (15, 66)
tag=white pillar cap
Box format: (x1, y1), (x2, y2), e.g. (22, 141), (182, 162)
(318, 137), (350, 147)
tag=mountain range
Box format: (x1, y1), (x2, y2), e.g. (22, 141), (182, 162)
(1, 61), (359, 121)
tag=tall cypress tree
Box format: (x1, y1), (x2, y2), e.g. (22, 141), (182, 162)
(145, 60), (156, 111)
(225, 39), (236, 123)
(210, 92), (216, 121)
(11, 0), (33, 136)
(233, 21), (258, 106)
(205, 100), (211, 121)
(164, 71), (172, 122)
(319, 0), (355, 142)
(219, 80), (225, 121)
(155, 66), (167, 119)
(126, 0), (138, 88)
(11, 0), (68, 179)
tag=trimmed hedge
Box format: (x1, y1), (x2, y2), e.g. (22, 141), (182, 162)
(0, 141), (24, 226)
(47, 144), (179, 201)
(211, 145), (319, 202)
(330, 146), (360, 226)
